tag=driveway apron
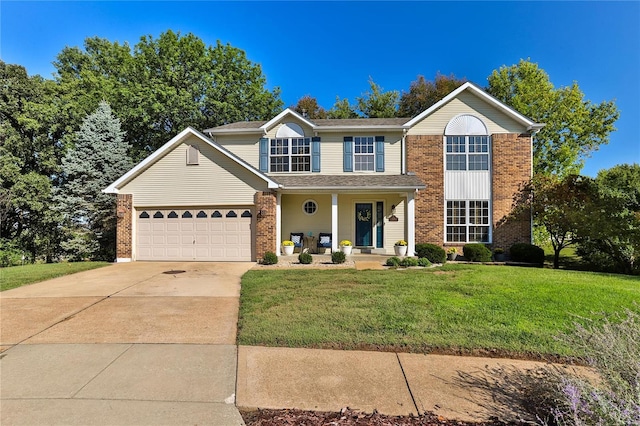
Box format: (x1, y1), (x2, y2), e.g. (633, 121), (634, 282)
(0, 262), (252, 425)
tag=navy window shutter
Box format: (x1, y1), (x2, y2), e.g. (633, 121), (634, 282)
(343, 136), (353, 172)
(259, 138), (269, 172)
(311, 137), (321, 172)
(375, 136), (385, 172)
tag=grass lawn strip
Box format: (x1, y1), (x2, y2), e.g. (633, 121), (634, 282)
(0, 262), (110, 292)
(238, 264), (640, 359)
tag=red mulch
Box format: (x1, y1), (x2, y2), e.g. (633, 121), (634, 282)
(241, 408), (511, 426)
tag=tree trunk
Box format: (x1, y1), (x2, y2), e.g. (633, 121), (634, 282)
(553, 249), (561, 269)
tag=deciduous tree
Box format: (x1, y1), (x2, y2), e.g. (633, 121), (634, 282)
(327, 96), (358, 119)
(291, 95), (327, 119)
(398, 73), (466, 117)
(356, 78), (399, 118)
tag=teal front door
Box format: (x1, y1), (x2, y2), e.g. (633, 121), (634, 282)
(355, 203), (373, 246)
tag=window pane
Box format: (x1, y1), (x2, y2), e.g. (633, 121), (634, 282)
(468, 154), (488, 170)
(446, 136), (465, 153)
(469, 136), (488, 153)
(291, 155), (310, 172)
(446, 201), (466, 225)
(469, 226), (490, 242)
(446, 154), (466, 170)
(446, 226), (466, 242)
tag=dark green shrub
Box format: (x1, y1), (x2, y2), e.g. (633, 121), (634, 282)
(415, 243), (446, 263)
(463, 243), (492, 262)
(386, 256), (401, 267)
(298, 252), (313, 264)
(261, 251), (278, 265)
(417, 257), (432, 267)
(331, 251), (346, 264)
(0, 239), (24, 267)
(400, 257), (419, 267)
(509, 243), (545, 265)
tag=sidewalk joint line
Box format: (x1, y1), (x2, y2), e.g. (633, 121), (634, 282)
(396, 353), (419, 415)
(70, 344), (134, 398)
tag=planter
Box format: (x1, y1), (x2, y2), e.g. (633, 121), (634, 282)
(394, 245), (408, 257)
(447, 252), (457, 261)
(494, 253), (505, 262)
(282, 245), (294, 256)
(341, 245), (353, 256)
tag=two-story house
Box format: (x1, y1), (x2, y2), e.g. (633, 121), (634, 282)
(104, 82), (543, 262)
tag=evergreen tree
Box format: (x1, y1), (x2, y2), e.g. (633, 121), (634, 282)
(55, 101), (132, 260)
(356, 78), (399, 118)
(327, 96), (358, 119)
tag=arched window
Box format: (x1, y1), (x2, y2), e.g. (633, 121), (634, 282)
(444, 115), (489, 171)
(270, 122), (311, 172)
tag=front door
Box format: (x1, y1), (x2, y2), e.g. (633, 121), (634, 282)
(355, 203), (373, 246)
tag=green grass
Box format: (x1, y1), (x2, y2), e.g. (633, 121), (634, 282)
(0, 262), (110, 291)
(238, 264), (640, 358)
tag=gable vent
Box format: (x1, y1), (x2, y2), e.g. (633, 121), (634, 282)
(187, 144), (199, 165)
(445, 114), (488, 135)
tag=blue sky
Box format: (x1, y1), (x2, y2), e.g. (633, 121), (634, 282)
(2, 1), (638, 176)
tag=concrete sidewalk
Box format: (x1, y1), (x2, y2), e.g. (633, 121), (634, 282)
(237, 345), (590, 423)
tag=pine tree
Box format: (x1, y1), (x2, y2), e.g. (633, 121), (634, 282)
(55, 101), (132, 260)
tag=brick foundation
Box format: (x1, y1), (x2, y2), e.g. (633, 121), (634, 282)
(254, 191), (277, 260)
(116, 194), (133, 260)
(492, 133), (532, 250)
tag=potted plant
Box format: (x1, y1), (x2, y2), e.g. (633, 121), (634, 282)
(493, 247), (505, 262)
(339, 240), (353, 256)
(447, 247), (457, 261)
(394, 240), (408, 257)
(282, 240), (295, 255)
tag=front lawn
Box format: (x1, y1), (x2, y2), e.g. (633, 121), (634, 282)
(238, 264), (640, 359)
(0, 262), (110, 292)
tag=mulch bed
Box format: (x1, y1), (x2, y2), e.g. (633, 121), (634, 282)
(241, 408), (511, 426)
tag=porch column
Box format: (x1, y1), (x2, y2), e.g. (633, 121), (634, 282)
(331, 193), (338, 252)
(407, 191), (416, 256)
(276, 192), (282, 255)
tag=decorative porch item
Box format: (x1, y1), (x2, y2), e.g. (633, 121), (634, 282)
(339, 240), (353, 256)
(447, 247), (458, 261)
(493, 248), (505, 262)
(282, 240), (295, 255)
(394, 240), (408, 257)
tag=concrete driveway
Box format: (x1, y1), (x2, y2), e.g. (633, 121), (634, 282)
(0, 262), (253, 425)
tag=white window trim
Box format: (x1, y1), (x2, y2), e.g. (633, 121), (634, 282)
(302, 199), (318, 216)
(444, 135), (491, 172)
(352, 136), (376, 172)
(269, 137), (312, 173)
(444, 199), (492, 244)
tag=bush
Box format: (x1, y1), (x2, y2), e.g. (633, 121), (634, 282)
(463, 243), (492, 262)
(417, 257), (432, 267)
(509, 243), (545, 265)
(261, 251), (278, 265)
(415, 243), (446, 264)
(298, 252), (313, 264)
(400, 257), (419, 267)
(0, 239), (24, 267)
(331, 251), (346, 264)
(386, 256), (401, 267)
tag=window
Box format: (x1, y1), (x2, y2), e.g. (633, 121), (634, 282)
(354, 136), (375, 171)
(446, 136), (489, 171)
(270, 138), (311, 172)
(302, 199), (317, 215)
(446, 200), (490, 243)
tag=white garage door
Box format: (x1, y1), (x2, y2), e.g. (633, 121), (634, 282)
(136, 208), (253, 261)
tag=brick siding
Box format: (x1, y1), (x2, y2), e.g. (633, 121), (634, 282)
(116, 194), (133, 259)
(254, 191), (277, 260)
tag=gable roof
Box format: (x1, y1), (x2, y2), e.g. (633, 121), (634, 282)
(103, 127), (279, 194)
(403, 82), (544, 131)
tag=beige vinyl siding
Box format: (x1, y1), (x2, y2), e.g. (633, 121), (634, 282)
(407, 91), (527, 135)
(119, 135), (268, 206)
(214, 134), (261, 169)
(281, 194), (333, 239)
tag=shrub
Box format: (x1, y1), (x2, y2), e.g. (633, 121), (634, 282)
(331, 251), (346, 264)
(386, 256), (401, 267)
(400, 257), (419, 267)
(298, 252), (313, 264)
(0, 239), (24, 267)
(415, 243), (446, 264)
(417, 257), (432, 267)
(509, 243), (545, 265)
(463, 243), (492, 262)
(493, 247), (504, 254)
(261, 251), (278, 265)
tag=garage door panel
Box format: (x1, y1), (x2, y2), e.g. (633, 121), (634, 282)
(137, 207), (252, 261)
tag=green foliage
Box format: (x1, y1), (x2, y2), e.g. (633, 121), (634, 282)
(415, 243), (446, 263)
(327, 96), (358, 119)
(463, 244), (492, 262)
(331, 251), (346, 264)
(355, 78), (399, 118)
(487, 59), (619, 177)
(1, 262), (109, 292)
(417, 257), (432, 267)
(399, 257), (419, 267)
(385, 256), (401, 267)
(398, 73), (466, 117)
(291, 95), (326, 119)
(261, 251), (278, 265)
(0, 239), (26, 267)
(510, 243), (545, 265)
(298, 252), (313, 264)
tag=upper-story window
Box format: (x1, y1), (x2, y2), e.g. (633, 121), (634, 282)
(354, 136), (375, 171)
(270, 137), (311, 172)
(444, 114), (490, 171)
